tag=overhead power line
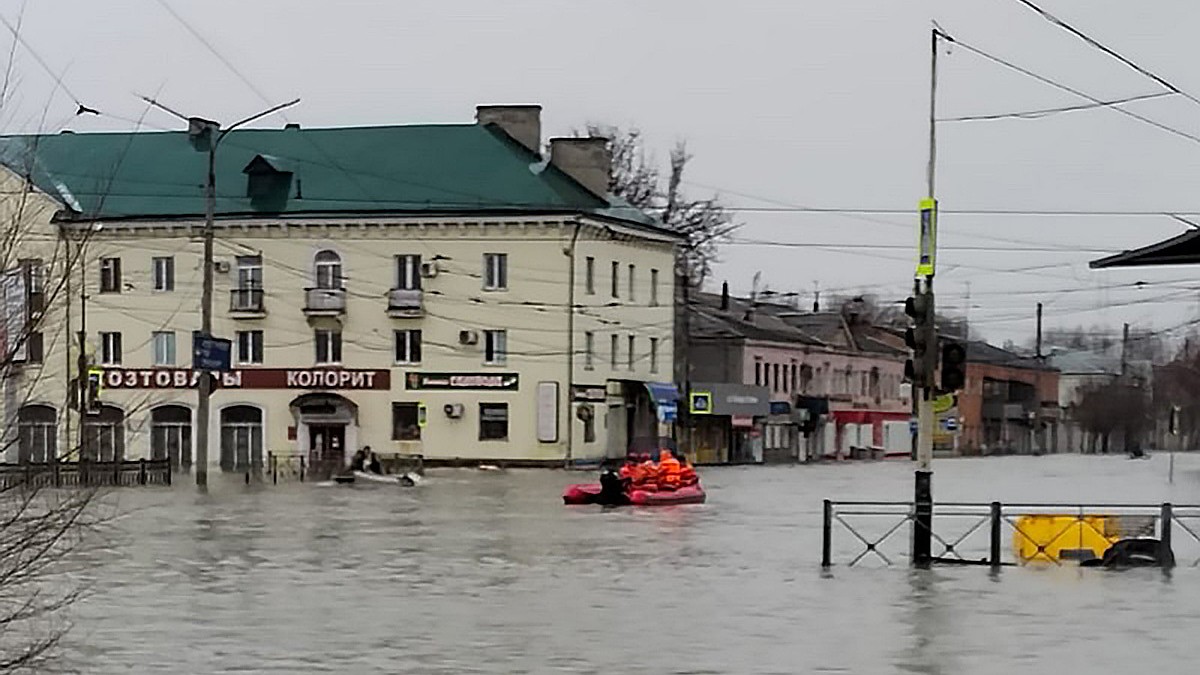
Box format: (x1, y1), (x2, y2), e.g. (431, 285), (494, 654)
(939, 91), (1175, 122)
(1013, 0), (1200, 108)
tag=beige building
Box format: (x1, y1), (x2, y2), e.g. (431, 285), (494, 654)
(0, 104), (680, 472)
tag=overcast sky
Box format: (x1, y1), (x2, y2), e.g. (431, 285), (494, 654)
(5, 0), (1200, 347)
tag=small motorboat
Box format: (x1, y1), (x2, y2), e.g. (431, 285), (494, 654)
(334, 471), (421, 486)
(562, 482), (706, 506)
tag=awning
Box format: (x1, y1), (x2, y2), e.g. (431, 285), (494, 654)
(1091, 229), (1200, 269)
(644, 382), (679, 422)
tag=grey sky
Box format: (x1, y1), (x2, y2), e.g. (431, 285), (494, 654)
(4, 0), (1200, 346)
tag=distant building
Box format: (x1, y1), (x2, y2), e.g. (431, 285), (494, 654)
(686, 288), (910, 463)
(0, 104), (681, 471)
(958, 342), (1059, 454)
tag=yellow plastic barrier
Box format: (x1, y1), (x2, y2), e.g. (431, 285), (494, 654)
(1012, 514), (1121, 563)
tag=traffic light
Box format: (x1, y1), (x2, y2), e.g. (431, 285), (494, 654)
(904, 292), (936, 389)
(85, 369), (103, 414)
(940, 341), (967, 392)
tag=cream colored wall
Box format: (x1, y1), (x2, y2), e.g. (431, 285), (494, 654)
(14, 214), (676, 466)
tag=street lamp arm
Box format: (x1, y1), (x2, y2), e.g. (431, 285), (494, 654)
(138, 94), (190, 124)
(218, 98), (301, 146)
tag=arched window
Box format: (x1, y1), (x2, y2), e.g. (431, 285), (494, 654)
(83, 404), (125, 462)
(17, 404), (56, 463)
(314, 250), (342, 290)
(220, 405), (263, 471)
(151, 405), (192, 470)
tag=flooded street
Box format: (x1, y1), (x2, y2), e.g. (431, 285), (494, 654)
(67, 455), (1200, 674)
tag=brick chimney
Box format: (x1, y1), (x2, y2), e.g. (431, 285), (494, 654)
(549, 137), (611, 197)
(476, 104), (542, 154)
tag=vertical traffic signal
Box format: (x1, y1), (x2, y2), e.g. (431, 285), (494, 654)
(904, 292), (936, 389)
(940, 341), (967, 392)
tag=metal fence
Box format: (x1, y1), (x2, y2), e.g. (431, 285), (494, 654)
(0, 460), (172, 489)
(821, 500), (1200, 569)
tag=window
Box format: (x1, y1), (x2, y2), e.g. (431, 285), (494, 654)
(611, 334), (619, 368)
(17, 404), (56, 464)
(314, 250), (343, 289)
(585, 256), (595, 295)
(394, 329), (422, 364)
(791, 362), (798, 392)
(484, 330), (507, 365)
(628, 264), (636, 301)
(584, 331), (595, 370)
(152, 256), (174, 292)
(650, 337), (659, 373)
(99, 257), (121, 293)
(627, 335), (635, 370)
(220, 405), (262, 471)
(392, 402), (422, 441)
(151, 405), (192, 470)
(152, 331), (176, 366)
(83, 404), (124, 462)
(236, 330), (263, 365)
(484, 253), (507, 290)
(650, 269), (659, 306)
(479, 402), (509, 441)
(314, 329), (342, 364)
(24, 332), (43, 364)
(24, 259), (44, 295)
(395, 254), (421, 290)
(773, 363), (781, 392)
(755, 359), (763, 386)
(237, 255), (263, 288)
(611, 261), (620, 298)
(100, 332), (122, 366)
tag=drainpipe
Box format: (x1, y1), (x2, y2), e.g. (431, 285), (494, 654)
(564, 220), (583, 469)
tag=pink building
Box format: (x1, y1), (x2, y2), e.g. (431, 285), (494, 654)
(689, 291), (911, 461)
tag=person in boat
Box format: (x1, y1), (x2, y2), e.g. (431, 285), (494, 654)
(656, 448), (682, 490)
(349, 449), (366, 473)
(676, 451), (699, 487)
(364, 446), (383, 474)
(598, 460), (631, 505)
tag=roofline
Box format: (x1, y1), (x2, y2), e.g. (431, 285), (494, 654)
(1090, 229), (1200, 269)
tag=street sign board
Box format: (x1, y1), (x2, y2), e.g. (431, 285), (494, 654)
(916, 197), (938, 278)
(192, 333), (232, 372)
(942, 417), (959, 432)
(909, 418), (919, 435)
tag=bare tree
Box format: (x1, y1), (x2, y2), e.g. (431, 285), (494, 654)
(578, 124), (739, 286)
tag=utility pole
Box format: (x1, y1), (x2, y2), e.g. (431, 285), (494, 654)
(1120, 322), (1130, 378)
(1035, 302), (1043, 360)
(911, 26), (942, 566)
(564, 222), (582, 468)
(141, 96), (300, 488)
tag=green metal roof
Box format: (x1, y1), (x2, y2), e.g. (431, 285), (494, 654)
(0, 123), (662, 228)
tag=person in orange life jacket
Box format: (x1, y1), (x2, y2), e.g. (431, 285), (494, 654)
(657, 449), (682, 489)
(675, 451), (698, 486)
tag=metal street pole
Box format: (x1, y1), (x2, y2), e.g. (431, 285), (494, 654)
(913, 27), (941, 566)
(140, 96), (300, 489)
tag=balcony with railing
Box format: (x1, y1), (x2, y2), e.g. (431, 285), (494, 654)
(304, 287), (346, 317)
(229, 288), (266, 317)
(387, 288), (423, 318)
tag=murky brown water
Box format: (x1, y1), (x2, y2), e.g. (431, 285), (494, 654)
(63, 454), (1200, 673)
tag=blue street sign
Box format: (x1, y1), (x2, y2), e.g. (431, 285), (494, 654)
(909, 418), (918, 435)
(942, 417), (959, 432)
(192, 333), (232, 372)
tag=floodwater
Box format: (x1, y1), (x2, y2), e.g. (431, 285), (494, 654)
(63, 453), (1200, 674)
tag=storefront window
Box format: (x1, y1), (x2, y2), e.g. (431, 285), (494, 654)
(479, 403), (509, 441)
(392, 403), (422, 441)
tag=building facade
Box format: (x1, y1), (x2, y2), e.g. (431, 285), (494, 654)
(957, 343), (1060, 455)
(1, 105), (680, 471)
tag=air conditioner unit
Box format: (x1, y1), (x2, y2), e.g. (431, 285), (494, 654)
(459, 330), (479, 345)
(420, 261), (440, 278)
(213, 260), (231, 273)
(443, 403), (464, 419)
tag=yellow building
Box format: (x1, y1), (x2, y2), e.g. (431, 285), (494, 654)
(0, 104), (680, 472)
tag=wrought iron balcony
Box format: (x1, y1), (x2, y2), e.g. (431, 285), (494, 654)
(229, 288), (265, 316)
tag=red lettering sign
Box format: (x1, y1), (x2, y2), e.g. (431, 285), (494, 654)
(100, 368), (391, 390)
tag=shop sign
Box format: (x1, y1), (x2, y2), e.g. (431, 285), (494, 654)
(571, 384), (607, 402)
(406, 372), (519, 390)
(732, 415), (755, 428)
(100, 368), (391, 390)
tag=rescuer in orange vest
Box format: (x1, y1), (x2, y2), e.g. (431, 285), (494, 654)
(657, 449), (682, 489)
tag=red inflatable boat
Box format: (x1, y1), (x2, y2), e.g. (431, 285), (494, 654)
(562, 482), (706, 506)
